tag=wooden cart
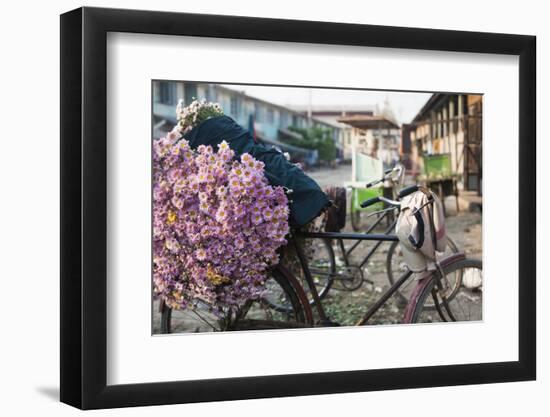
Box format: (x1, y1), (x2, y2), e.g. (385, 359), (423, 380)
(418, 153), (459, 215)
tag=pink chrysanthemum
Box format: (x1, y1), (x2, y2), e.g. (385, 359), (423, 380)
(153, 136), (289, 314)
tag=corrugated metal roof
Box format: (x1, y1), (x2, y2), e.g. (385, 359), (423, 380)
(337, 115), (400, 130)
(411, 93), (445, 123)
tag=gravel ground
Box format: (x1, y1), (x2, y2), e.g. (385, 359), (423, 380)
(315, 210), (482, 326)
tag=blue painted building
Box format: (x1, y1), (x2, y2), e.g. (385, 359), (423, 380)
(152, 81), (343, 165)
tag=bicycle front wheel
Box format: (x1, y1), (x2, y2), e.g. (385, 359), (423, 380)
(405, 258), (482, 324)
(387, 236), (461, 308)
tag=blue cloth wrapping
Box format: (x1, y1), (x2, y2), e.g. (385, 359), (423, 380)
(183, 116), (330, 227)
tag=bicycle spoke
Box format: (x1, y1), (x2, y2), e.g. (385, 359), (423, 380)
(410, 260), (482, 324)
(189, 308), (220, 331)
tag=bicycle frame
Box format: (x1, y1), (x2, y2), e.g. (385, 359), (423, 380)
(339, 208), (398, 270)
(293, 228), (414, 325)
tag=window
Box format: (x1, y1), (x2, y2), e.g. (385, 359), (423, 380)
(255, 104), (263, 122)
(184, 83), (198, 105)
(158, 81), (177, 105)
(153, 82), (161, 103)
(267, 108), (274, 124)
(449, 97), (457, 134)
(230, 96), (241, 117)
(204, 85), (214, 102)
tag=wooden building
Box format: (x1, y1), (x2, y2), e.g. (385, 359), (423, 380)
(404, 93), (483, 195)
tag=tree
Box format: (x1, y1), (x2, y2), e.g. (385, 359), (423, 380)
(286, 126), (336, 163)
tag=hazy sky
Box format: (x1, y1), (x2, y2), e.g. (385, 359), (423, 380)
(221, 84), (432, 125)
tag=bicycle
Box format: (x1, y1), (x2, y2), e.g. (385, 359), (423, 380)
(350, 163), (405, 232)
(159, 184), (482, 332)
(279, 165), (461, 311)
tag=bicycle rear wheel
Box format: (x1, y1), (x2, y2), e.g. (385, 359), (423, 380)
(405, 258), (482, 324)
(159, 266), (309, 333)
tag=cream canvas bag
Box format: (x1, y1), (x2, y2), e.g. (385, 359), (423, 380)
(395, 189), (447, 272)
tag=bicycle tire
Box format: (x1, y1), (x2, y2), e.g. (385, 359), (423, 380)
(350, 209), (362, 232)
(267, 238), (335, 313)
(159, 266), (308, 333)
(386, 236), (461, 308)
(404, 257), (482, 324)
(305, 238), (336, 303)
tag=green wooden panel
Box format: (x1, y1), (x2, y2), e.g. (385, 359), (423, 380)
(351, 187), (384, 212)
(423, 153), (452, 179)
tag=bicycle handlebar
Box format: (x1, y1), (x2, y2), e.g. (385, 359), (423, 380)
(360, 183), (422, 209)
(360, 195), (401, 209)
(365, 164), (404, 188)
(397, 184), (419, 199)
(360, 196), (381, 208)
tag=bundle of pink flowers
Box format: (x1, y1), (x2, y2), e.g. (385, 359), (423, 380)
(153, 136), (290, 314)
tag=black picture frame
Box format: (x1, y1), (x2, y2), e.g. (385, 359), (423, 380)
(60, 6), (536, 410)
